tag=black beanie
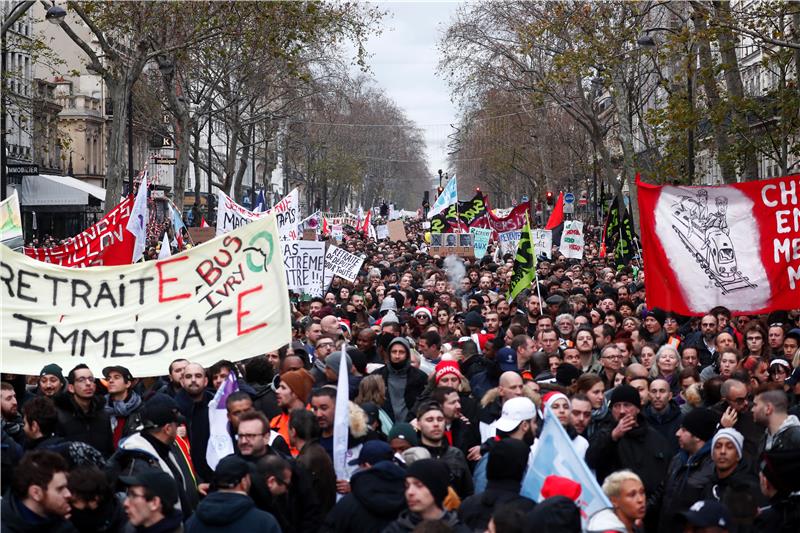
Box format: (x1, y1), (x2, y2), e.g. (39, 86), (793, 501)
(487, 439), (530, 483)
(681, 408), (719, 442)
(464, 311), (484, 328)
(406, 459), (450, 507)
(608, 384), (641, 409)
(760, 447), (800, 495)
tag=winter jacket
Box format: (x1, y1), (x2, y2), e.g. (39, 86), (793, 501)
(753, 493), (800, 533)
(643, 400), (684, 456)
(121, 510), (183, 533)
(586, 415), (672, 496)
(321, 460), (406, 533)
(0, 495), (77, 533)
(384, 509), (471, 533)
(54, 393), (114, 457)
(704, 459), (762, 531)
(297, 440), (337, 516)
(185, 491), (281, 533)
(710, 402), (762, 463)
(371, 361), (427, 422)
(758, 414), (800, 457)
(174, 388), (213, 481)
(458, 479), (535, 532)
(249, 382), (281, 420)
(649, 441), (715, 533)
(422, 441), (474, 498)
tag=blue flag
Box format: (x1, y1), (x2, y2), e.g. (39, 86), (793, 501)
(254, 190), (267, 213)
(428, 175), (458, 218)
(521, 407), (611, 526)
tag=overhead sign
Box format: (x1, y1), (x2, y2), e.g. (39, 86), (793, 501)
(6, 163), (39, 176)
(0, 214), (291, 377)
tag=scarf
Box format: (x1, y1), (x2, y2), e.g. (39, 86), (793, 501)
(105, 391), (143, 431)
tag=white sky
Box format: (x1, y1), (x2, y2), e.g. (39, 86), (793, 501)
(357, 1), (462, 185)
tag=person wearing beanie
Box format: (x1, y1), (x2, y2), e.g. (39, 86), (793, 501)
(37, 363), (65, 398)
(642, 307), (668, 346)
(463, 311), (484, 334)
(384, 459), (470, 533)
(651, 408), (719, 532)
(458, 439), (535, 532)
(371, 337), (427, 423)
(586, 384), (672, 496)
(271, 368), (314, 456)
(704, 427), (760, 525)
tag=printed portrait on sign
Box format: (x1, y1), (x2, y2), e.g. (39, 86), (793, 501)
(459, 234), (472, 247)
(445, 233), (457, 247)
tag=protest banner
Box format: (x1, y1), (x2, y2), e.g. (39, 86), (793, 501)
(376, 225), (389, 240)
(324, 245), (364, 283)
(522, 407), (611, 526)
(388, 220), (407, 241)
(469, 227), (492, 259)
(498, 230), (521, 256)
(559, 220), (584, 259)
(0, 214), (291, 377)
(533, 228), (553, 259)
(271, 188), (299, 240)
(603, 195), (639, 262)
(24, 196), (135, 267)
(638, 174), (800, 314)
(282, 240), (325, 296)
(428, 175), (458, 218)
(484, 200), (531, 234)
(187, 227), (216, 245)
(331, 224), (344, 241)
(1, 191), (23, 246)
(216, 190), (268, 236)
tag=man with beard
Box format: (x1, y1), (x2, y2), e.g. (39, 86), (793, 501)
(102, 365), (144, 448)
(1, 450), (73, 532)
(570, 394), (593, 437)
(371, 337), (427, 422)
(1, 381), (23, 444)
(67, 465), (128, 533)
(496, 299), (512, 329)
(36, 364), (66, 399)
(416, 402), (474, 498)
(55, 364), (114, 457)
(431, 386), (480, 460)
(525, 294), (541, 337)
(686, 315), (719, 367)
(174, 362), (214, 481)
(575, 327), (601, 373)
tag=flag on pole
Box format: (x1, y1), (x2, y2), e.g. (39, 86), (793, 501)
(125, 173), (149, 262)
(428, 175), (458, 218)
(522, 406), (612, 526)
(169, 202), (186, 249)
(360, 208), (371, 236)
(507, 217), (537, 302)
(200, 216), (209, 228)
(157, 232), (171, 259)
(253, 190), (267, 213)
(332, 343), (351, 482)
(206, 373), (239, 470)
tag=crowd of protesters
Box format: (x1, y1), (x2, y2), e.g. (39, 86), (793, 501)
(2, 217), (800, 533)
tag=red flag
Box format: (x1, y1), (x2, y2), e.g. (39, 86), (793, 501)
(200, 216), (209, 228)
(360, 209), (371, 235)
(545, 192), (565, 230)
(322, 216), (329, 235)
(637, 174), (800, 314)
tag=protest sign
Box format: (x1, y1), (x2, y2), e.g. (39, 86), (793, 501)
(1, 191), (23, 246)
(188, 227), (216, 245)
(533, 229), (553, 259)
(559, 220), (584, 259)
(271, 188), (299, 240)
(216, 191), (268, 236)
(376, 225), (389, 240)
(324, 245), (364, 283)
(638, 174), (800, 314)
(469, 228), (491, 259)
(498, 230), (521, 256)
(522, 407), (611, 526)
(24, 196), (135, 267)
(331, 224), (343, 241)
(282, 240), (325, 296)
(0, 214), (291, 377)
(388, 220), (407, 241)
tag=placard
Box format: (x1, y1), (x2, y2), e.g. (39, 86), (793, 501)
(0, 214), (291, 377)
(387, 220), (407, 241)
(324, 245), (364, 283)
(376, 225), (389, 240)
(470, 227), (492, 260)
(498, 230), (521, 256)
(533, 229), (553, 259)
(559, 220), (584, 259)
(282, 240), (325, 296)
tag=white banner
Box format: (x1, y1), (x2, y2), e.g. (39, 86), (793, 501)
(324, 245), (364, 283)
(376, 225), (389, 240)
(559, 220), (584, 259)
(533, 229), (553, 259)
(0, 214), (292, 377)
(470, 227), (492, 260)
(498, 230), (521, 256)
(216, 188), (299, 241)
(271, 188), (299, 240)
(282, 240), (325, 297)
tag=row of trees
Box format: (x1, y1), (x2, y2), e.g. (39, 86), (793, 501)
(30, 1), (426, 213)
(439, 0), (800, 226)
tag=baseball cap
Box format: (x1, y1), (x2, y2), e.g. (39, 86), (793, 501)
(387, 422), (419, 446)
(120, 468), (178, 509)
(496, 347), (517, 372)
(102, 365), (133, 382)
(348, 440), (394, 466)
(495, 397), (536, 433)
(678, 500), (730, 529)
(141, 393), (185, 428)
(213, 455), (252, 488)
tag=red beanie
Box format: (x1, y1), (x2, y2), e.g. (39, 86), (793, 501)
(434, 360), (462, 385)
(540, 474), (582, 502)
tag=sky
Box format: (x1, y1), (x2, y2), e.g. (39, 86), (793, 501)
(357, 1), (462, 187)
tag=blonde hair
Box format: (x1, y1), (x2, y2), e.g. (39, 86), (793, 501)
(355, 374), (386, 405)
(602, 470), (643, 498)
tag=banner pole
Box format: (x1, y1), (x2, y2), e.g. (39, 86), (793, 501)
(525, 211), (543, 304)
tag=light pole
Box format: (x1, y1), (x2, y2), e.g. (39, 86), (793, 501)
(1, 2), (66, 200)
(637, 27), (695, 184)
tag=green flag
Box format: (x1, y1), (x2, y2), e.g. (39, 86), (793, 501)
(507, 218), (537, 302)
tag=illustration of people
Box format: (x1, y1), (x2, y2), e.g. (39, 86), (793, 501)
(705, 196), (729, 234)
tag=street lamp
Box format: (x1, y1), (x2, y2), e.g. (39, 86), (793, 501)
(1, 2), (68, 199)
(637, 27), (695, 184)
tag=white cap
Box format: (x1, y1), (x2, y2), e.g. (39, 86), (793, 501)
(495, 397), (537, 433)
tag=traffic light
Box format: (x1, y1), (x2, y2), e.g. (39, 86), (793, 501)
(437, 186), (444, 197)
(546, 191), (554, 206)
(475, 186), (481, 193)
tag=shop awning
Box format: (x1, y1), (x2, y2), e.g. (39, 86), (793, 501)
(18, 174), (106, 206)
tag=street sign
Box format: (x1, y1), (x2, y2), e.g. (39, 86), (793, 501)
(154, 157), (177, 165)
(578, 198), (588, 206)
(564, 192), (575, 204)
(563, 203), (575, 214)
(6, 163), (39, 176)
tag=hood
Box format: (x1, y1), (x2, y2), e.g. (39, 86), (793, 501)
(586, 508), (627, 532)
(196, 492), (254, 525)
(776, 414), (800, 435)
(250, 382), (273, 399)
(351, 460), (407, 516)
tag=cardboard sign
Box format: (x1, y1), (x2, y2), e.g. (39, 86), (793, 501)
(0, 214), (291, 377)
(324, 245), (364, 283)
(388, 220), (407, 241)
(533, 229), (553, 259)
(376, 225), (389, 240)
(282, 240), (325, 297)
(559, 220), (584, 259)
(470, 228), (492, 259)
(188, 227), (217, 245)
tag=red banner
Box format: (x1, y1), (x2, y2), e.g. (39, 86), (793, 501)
(637, 175), (800, 315)
(24, 196), (135, 267)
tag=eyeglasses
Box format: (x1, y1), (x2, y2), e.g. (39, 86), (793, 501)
(730, 396), (748, 405)
(746, 336), (762, 341)
(316, 342), (334, 349)
(602, 354), (623, 360)
(126, 490), (148, 500)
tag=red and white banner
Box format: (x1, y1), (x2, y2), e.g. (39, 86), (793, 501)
(23, 196), (135, 267)
(637, 175), (800, 315)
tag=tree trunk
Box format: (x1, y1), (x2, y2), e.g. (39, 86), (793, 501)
(610, 69), (640, 233)
(105, 79), (130, 210)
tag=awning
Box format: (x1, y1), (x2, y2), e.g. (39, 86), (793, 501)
(18, 174), (106, 206)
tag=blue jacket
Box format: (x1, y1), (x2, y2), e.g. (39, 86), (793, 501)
(186, 491), (280, 533)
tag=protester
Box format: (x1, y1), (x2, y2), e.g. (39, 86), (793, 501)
(120, 469), (183, 533)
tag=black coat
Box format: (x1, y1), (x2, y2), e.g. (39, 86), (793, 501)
(384, 510), (470, 533)
(1, 495), (77, 533)
(458, 479), (535, 532)
(643, 401), (684, 456)
(586, 415), (672, 496)
(174, 388), (213, 482)
(704, 459), (762, 530)
(186, 492), (281, 533)
(322, 460), (407, 533)
(249, 383), (281, 420)
(371, 363), (427, 422)
(297, 440), (337, 516)
(54, 393), (114, 457)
